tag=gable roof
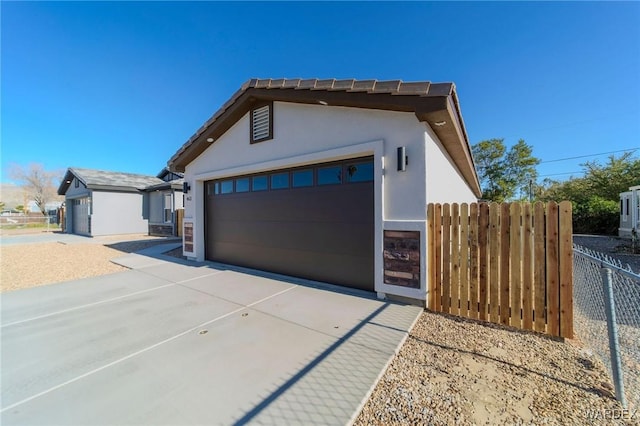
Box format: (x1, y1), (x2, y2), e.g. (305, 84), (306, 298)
(156, 167), (184, 180)
(57, 168), (165, 195)
(168, 78), (481, 197)
(144, 178), (185, 192)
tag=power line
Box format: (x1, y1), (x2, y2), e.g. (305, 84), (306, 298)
(539, 148), (638, 164)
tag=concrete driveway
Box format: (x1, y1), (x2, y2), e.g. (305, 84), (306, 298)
(1, 248), (422, 425)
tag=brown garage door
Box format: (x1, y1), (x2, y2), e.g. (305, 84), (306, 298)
(205, 157), (374, 291)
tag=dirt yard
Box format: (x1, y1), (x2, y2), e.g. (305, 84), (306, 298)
(355, 312), (635, 425)
(0, 230), (174, 293)
(1, 230), (636, 424)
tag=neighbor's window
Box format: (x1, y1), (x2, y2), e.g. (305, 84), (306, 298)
(250, 102), (273, 143)
(252, 175), (268, 191)
(75, 179), (79, 188)
(317, 166), (342, 185)
(627, 198), (630, 216)
(163, 193), (172, 223)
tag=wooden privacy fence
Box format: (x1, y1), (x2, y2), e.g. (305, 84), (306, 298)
(427, 201), (573, 338)
(176, 209), (185, 237)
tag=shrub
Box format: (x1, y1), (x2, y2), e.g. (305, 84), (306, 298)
(572, 196), (619, 235)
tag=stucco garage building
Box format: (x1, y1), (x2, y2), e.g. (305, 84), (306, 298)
(168, 78), (481, 303)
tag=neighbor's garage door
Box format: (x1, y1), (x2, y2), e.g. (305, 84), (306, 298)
(72, 197), (90, 236)
(205, 157), (374, 291)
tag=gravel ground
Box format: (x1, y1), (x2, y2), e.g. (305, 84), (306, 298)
(573, 234), (640, 417)
(573, 235), (640, 274)
(1, 230), (636, 424)
(0, 230), (176, 293)
(355, 311), (635, 425)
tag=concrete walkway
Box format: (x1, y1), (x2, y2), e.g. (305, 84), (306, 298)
(1, 246), (422, 425)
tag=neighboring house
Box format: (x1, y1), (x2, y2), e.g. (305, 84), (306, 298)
(167, 78), (481, 304)
(26, 200), (63, 214)
(619, 185), (640, 238)
(144, 168), (185, 236)
(57, 168), (183, 237)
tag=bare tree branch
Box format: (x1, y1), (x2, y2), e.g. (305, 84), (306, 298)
(9, 163), (63, 215)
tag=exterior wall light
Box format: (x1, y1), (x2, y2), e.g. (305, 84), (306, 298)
(397, 146), (408, 172)
(183, 182), (191, 193)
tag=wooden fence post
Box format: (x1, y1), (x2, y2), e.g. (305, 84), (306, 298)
(427, 204), (436, 311)
(451, 203), (460, 316)
(489, 203), (500, 323)
(522, 203), (534, 331)
(546, 201), (560, 337)
(479, 203), (489, 321)
(434, 204), (443, 312)
(559, 201), (574, 338)
(442, 204), (452, 313)
(460, 203), (470, 317)
(510, 203), (522, 329)
(534, 202), (547, 333)
(469, 203), (479, 319)
(500, 203), (511, 326)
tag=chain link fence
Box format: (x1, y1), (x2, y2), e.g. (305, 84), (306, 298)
(0, 214), (59, 230)
(573, 244), (640, 411)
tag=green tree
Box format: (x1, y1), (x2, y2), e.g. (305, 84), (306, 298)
(472, 138), (540, 202)
(538, 153), (640, 234)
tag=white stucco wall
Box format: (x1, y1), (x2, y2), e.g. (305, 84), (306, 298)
(90, 191), (148, 236)
(425, 125), (478, 204)
(182, 101), (478, 301)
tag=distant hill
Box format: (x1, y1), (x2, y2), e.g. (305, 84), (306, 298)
(0, 183), (64, 210)
(0, 183), (26, 209)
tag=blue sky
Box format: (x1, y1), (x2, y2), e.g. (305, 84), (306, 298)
(2, 1), (639, 186)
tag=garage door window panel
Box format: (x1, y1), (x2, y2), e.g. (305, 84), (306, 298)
(346, 162), (374, 183)
(220, 180), (234, 194)
(292, 169), (313, 188)
(206, 182), (220, 195)
(235, 178), (250, 193)
(317, 166), (342, 185)
(252, 176), (268, 191)
(270, 172), (289, 190)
